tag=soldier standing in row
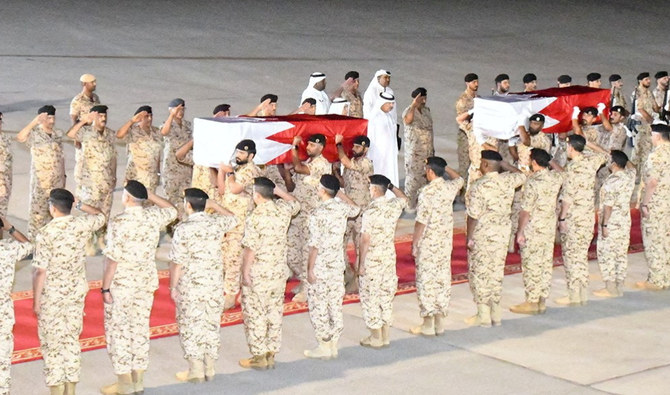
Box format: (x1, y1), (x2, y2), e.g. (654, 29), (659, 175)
(169, 189), (237, 382)
(402, 88), (434, 211)
(100, 182), (177, 395)
(16, 106), (66, 239)
(160, 99), (193, 220)
(0, 112), (12, 236)
(631, 73), (660, 203)
(70, 74), (100, 195)
(239, 178), (299, 370)
(358, 175), (407, 348)
(32, 189), (105, 395)
(116, 106), (163, 193)
(455, 73), (477, 193)
(609, 74), (627, 108)
(410, 158), (463, 335)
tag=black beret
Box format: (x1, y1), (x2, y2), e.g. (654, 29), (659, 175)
(302, 98), (317, 105)
(609, 74), (622, 82)
(90, 105), (108, 114)
(582, 107), (598, 116)
(495, 74), (509, 83)
(353, 135), (370, 147)
(369, 174), (391, 187)
(135, 105), (152, 115)
(261, 94), (278, 103)
(253, 177), (275, 190)
(125, 180), (148, 200)
(38, 105), (56, 115)
(184, 187), (209, 200)
(213, 104), (230, 114)
(611, 106), (629, 116)
(235, 139), (256, 153)
(523, 73), (537, 83)
(557, 75), (572, 84)
(480, 150), (503, 161)
(464, 73), (478, 82)
(651, 123), (670, 134)
(587, 72), (601, 82)
(49, 188), (75, 203)
(308, 133), (326, 145)
(529, 113), (545, 123)
(168, 98), (185, 108)
(655, 71), (668, 79)
(411, 87), (427, 98)
(319, 174), (340, 194)
(637, 72), (650, 81)
(344, 71), (359, 80)
(425, 156), (447, 168)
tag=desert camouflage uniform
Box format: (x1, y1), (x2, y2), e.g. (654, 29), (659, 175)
(359, 195), (407, 328)
(552, 138), (568, 167)
(597, 167), (636, 282)
(24, 126), (66, 238)
(464, 129), (498, 206)
(415, 176), (463, 316)
(652, 87), (667, 110)
(595, 123), (629, 203)
(103, 205), (177, 374)
(122, 124), (162, 193)
(631, 86), (656, 182)
(641, 143), (670, 287)
(161, 120), (193, 217)
(559, 152), (609, 293)
(70, 92), (100, 189)
(241, 199), (300, 356)
(456, 91), (474, 183)
(402, 105), (434, 209)
(611, 87), (627, 109)
(581, 124), (600, 144)
(264, 165), (286, 189)
(221, 162), (262, 296)
(0, 240), (33, 392)
(307, 198), (359, 343)
(467, 171), (526, 304)
(341, 90), (363, 118)
(170, 212), (237, 361)
(287, 155), (331, 285)
(0, 134), (12, 220)
(519, 169), (563, 302)
(342, 156), (373, 270)
(34, 212), (106, 386)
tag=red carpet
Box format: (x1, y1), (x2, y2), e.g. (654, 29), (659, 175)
(11, 210), (643, 364)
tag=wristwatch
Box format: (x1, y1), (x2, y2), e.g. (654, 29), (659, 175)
(293, 145), (299, 150)
(76, 201), (83, 211)
(101, 288), (110, 294)
(8, 226), (15, 235)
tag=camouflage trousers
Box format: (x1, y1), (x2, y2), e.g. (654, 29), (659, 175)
(28, 174), (65, 238)
(464, 165), (482, 208)
(163, 168), (192, 219)
(642, 209), (670, 287)
(176, 290), (224, 360)
(631, 126), (652, 185)
(0, 174), (10, 219)
(287, 211), (310, 284)
(403, 139), (432, 210)
(307, 270), (345, 343)
(223, 231), (244, 296)
(560, 210), (595, 291)
(264, 165), (286, 189)
(359, 259), (397, 328)
(509, 188), (523, 251)
(457, 129), (470, 185)
(241, 279), (285, 356)
(416, 237), (453, 316)
(0, 305), (13, 393)
(104, 289), (154, 374)
(520, 231), (555, 302)
(343, 214), (363, 268)
(38, 296), (85, 386)
(126, 167), (159, 194)
(468, 227), (510, 304)
(597, 219), (630, 283)
(552, 139), (567, 168)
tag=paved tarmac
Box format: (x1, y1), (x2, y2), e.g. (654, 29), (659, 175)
(2, 0), (670, 394)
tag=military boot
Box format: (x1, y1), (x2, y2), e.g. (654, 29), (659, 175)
(223, 294), (237, 311)
(409, 315), (435, 336)
(330, 339), (339, 358)
(490, 302), (502, 326)
(359, 328), (384, 348)
(465, 304), (492, 327)
(510, 301), (540, 315)
(132, 369), (145, 394)
(579, 285), (589, 305)
(538, 297), (547, 314)
(266, 352), (276, 369)
(593, 281), (619, 298)
(615, 280), (624, 296)
(49, 384), (64, 395)
(100, 373), (134, 395)
(204, 355), (216, 380)
(239, 354), (269, 370)
(63, 382), (76, 395)
(303, 341), (332, 360)
(554, 288), (580, 306)
(175, 359), (205, 383)
(434, 313), (447, 335)
(635, 281), (664, 291)
(381, 324), (391, 346)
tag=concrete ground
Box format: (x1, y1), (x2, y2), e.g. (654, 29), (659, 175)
(2, 0), (670, 394)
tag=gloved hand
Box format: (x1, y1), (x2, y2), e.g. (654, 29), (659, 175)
(597, 103), (606, 114)
(572, 106), (581, 120)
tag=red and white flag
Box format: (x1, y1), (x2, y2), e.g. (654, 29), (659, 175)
(193, 115), (368, 167)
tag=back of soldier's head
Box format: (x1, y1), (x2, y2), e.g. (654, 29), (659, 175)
(530, 148), (551, 168)
(610, 150), (628, 169)
(567, 135), (586, 152)
(184, 188), (208, 212)
(49, 188), (75, 214)
(253, 177), (276, 199)
(425, 156), (447, 177)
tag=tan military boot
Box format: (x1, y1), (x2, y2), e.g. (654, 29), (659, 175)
(304, 341), (332, 360)
(554, 288), (580, 306)
(85, 237), (97, 257)
(175, 359), (206, 383)
(131, 369), (145, 394)
(409, 315), (435, 336)
(509, 301), (540, 315)
(291, 291), (307, 303)
(464, 304), (492, 328)
(490, 302), (502, 326)
(239, 354), (269, 370)
(635, 281), (665, 291)
(538, 297), (547, 314)
(579, 285), (589, 305)
(49, 384), (65, 395)
(615, 280), (624, 296)
(63, 382), (76, 395)
(360, 328), (384, 349)
(266, 352), (276, 369)
(593, 281), (619, 298)
(223, 294), (237, 311)
(100, 373), (134, 395)
(204, 355), (216, 380)
(381, 324), (390, 346)
(330, 339), (339, 358)
(434, 313), (447, 335)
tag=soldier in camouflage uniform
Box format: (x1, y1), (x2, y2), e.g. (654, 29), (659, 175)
(402, 88), (434, 210)
(637, 124), (670, 290)
(594, 151), (636, 298)
(455, 73), (478, 190)
(67, 105), (117, 252)
(239, 178), (300, 370)
(169, 189), (236, 382)
(116, 106), (163, 193)
(70, 74), (100, 189)
(214, 139), (263, 310)
(0, 112), (11, 232)
(510, 149), (563, 315)
(304, 175), (359, 360)
(0, 219), (32, 394)
(100, 182), (177, 395)
(16, 106), (66, 239)
(652, 71), (668, 112)
(595, 106), (630, 204)
(466, 151), (526, 327)
(32, 189), (105, 394)
(572, 104), (611, 144)
(160, 99), (193, 219)
(358, 175), (407, 348)
(335, 134), (373, 293)
(609, 74), (627, 108)
(556, 136), (609, 305)
(337, 71), (364, 118)
(286, 134), (332, 302)
(631, 73), (661, 202)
